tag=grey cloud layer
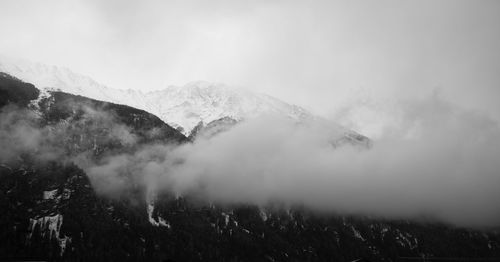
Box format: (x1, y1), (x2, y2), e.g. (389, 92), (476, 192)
(81, 93), (500, 228)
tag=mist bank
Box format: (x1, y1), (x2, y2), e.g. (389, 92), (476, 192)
(2, 92), (500, 228)
(82, 93), (500, 228)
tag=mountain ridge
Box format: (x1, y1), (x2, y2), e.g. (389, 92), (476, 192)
(0, 56), (318, 137)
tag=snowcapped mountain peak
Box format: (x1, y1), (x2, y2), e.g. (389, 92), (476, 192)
(142, 81), (314, 135)
(0, 56), (318, 136)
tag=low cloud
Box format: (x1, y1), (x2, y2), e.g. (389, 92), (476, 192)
(0, 106), (62, 163)
(2, 93), (500, 228)
(147, 93), (500, 228)
(0, 103), (137, 165)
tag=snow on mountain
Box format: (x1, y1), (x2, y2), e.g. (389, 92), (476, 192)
(0, 55), (120, 102)
(144, 81), (315, 135)
(0, 56), (351, 138)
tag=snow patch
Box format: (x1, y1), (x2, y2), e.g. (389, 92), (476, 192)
(147, 202), (170, 228)
(27, 214), (71, 256)
(28, 214), (63, 240)
(59, 236), (72, 256)
(221, 212), (230, 226)
(394, 230), (418, 250)
(259, 208), (269, 222)
(157, 215), (171, 228)
(351, 226), (366, 241)
(43, 189), (58, 200)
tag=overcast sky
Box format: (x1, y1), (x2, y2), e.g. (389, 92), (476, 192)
(1, 0), (500, 120)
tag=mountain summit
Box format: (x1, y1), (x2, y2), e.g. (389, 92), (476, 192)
(143, 81), (313, 135)
(0, 56), (315, 136)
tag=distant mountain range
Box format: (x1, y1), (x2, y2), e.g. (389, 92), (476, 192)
(0, 56), (319, 137)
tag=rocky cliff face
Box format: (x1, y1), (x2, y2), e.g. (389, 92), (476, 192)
(0, 73), (499, 262)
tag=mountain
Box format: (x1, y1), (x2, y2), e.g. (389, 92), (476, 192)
(0, 56), (348, 139)
(1, 71), (500, 261)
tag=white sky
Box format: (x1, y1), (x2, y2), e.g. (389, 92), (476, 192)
(1, 0), (500, 119)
